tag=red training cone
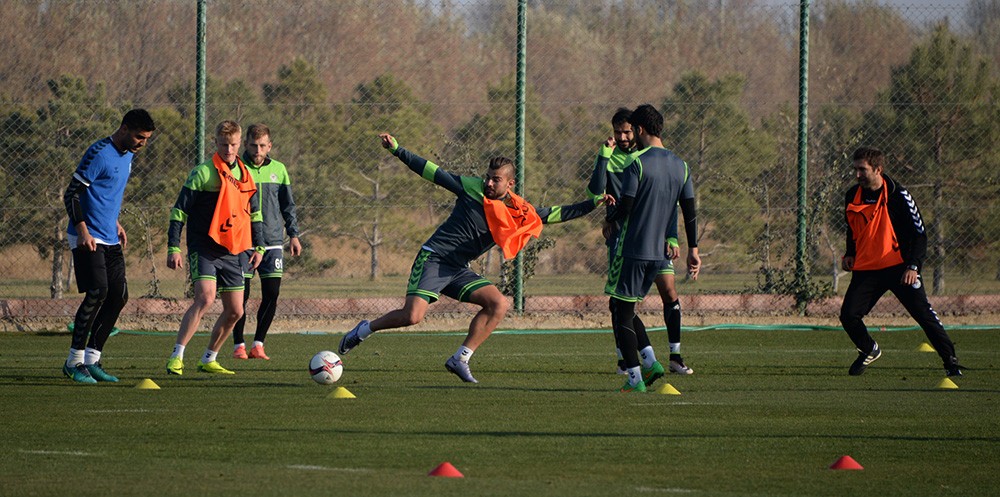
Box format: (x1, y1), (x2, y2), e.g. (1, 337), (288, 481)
(428, 462), (464, 478)
(829, 455), (864, 470)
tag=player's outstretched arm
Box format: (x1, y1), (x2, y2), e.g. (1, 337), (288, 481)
(378, 133), (464, 195)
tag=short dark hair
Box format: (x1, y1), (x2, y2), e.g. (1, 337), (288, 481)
(627, 104), (663, 138)
(488, 156), (515, 178)
(611, 107), (632, 127)
(852, 147), (886, 171)
(245, 123), (271, 142)
(121, 109), (155, 132)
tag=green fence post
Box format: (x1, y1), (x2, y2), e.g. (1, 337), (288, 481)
(514, 0), (527, 315)
(795, 0), (810, 314)
(195, 0), (207, 162)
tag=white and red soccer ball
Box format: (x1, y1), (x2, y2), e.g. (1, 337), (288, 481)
(309, 350), (343, 384)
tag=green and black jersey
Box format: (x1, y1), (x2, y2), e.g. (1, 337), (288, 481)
(243, 152), (300, 248)
(392, 146), (599, 267)
(617, 147), (694, 261)
(168, 159), (264, 257)
(588, 145), (678, 248)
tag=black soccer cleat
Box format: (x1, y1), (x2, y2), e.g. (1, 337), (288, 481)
(849, 343), (882, 376)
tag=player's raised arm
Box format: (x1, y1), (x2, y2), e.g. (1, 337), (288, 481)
(379, 133), (464, 195)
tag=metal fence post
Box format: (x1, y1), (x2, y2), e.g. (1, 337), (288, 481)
(795, 0), (810, 313)
(514, 0), (527, 314)
(195, 0), (207, 162)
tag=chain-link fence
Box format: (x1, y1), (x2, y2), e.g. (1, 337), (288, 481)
(2, 0), (999, 329)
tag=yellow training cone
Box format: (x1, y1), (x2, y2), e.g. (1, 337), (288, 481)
(327, 387), (356, 399)
(937, 378), (959, 389)
(655, 383), (682, 395)
(135, 378), (161, 390)
(917, 343), (936, 352)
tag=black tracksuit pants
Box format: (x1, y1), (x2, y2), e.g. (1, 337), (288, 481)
(840, 263), (957, 366)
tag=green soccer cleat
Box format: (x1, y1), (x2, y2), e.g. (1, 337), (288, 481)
(62, 363), (98, 384)
(197, 360), (235, 375)
(620, 379), (647, 393)
(165, 357), (184, 376)
(86, 363), (119, 382)
(641, 361), (666, 387)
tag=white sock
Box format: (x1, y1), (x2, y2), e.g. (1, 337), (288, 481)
(252, 340), (264, 348)
(84, 347), (101, 366)
(234, 342), (245, 351)
(453, 346), (474, 363)
(171, 344), (185, 360)
(66, 348), (85, 368)
(639, 346), (657, 368)
(669, 343), (681, 354)
(627, 366), (642, 386)
(201, 349), (218, 364)
(356, 321), (374, 339)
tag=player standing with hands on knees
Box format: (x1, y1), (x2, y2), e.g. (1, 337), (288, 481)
(62, 109), (155, 383)
(839, 147), (962, 377)
(165, 121), (264, 376)
(337, 133), (611, 383)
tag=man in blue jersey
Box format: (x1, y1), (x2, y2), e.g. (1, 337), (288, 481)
(588, 108), (698, 381)
(61, 109), (155, 383)
(606, 104), (700, 392)
(337, 133), (610, 383)
(231, 123), (302, 361)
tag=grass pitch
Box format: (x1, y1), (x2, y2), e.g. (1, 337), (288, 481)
(1, 327), (998, 496)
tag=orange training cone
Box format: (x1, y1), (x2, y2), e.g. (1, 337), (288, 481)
(428, 462), (464, 478)
(829, 455), (864, 470)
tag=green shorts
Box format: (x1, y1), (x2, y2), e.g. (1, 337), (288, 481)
(406, 248), (492, 303)
(243, 248), (284, 279)
(605, 255), (670, 302)
(189, 251), (245, 292)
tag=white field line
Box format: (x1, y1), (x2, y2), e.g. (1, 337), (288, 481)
(84, 409), (155, 414)
(20, 449), (97, 457)
(636, 486), (696, 493)
(287, 464), (373, 473)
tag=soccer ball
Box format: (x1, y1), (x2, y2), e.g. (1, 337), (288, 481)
(309, 350), (343, 385)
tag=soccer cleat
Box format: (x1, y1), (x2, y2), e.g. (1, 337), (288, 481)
(945, 364), (964, 377)
(338, 320), (368, 355)
(848, 343), (882, 376)
(248, 344), (270, 360)
(669, 354), (694, 375)
(232, 344), (248, 360)
(165, 357), (184, 376)
(641, 361), (666, 387)
(62, 363), (98, 384)
(445, 356), (478, 383)
(86, 363), (119, 382)
(197, 361), (235, 375)
(620, 379), (647, 393)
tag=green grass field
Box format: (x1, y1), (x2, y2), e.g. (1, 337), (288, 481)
(1, 327), (998, 496)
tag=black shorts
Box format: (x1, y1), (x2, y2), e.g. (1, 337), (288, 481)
(72, 244), (126, 293)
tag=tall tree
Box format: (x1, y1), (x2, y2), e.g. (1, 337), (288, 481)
(0, 75), (119, 297)
(860, 24), (999, 294)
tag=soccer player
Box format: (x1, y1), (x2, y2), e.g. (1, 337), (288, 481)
(165, 121), (264, 376)
(840, 147), (962, 376)
(605, 104), (700, 392)
(61, 109), (155, 383)
(337, 133), (610, 383)
(231, 124), (302, 360)
(588, 107), (698, 380)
